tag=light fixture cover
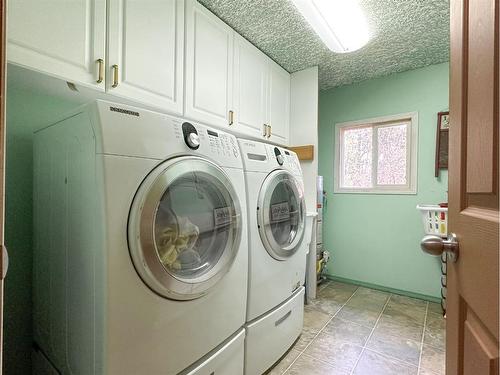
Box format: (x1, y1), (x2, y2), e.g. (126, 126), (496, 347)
(291, 0), (370, 53)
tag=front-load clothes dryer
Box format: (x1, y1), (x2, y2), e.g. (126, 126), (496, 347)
(238, 139), (307, 375)
(33, 100), (248, 375)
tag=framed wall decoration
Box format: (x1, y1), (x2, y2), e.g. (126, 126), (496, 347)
(435, 111), (449, 177)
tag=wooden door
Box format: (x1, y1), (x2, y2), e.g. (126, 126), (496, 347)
(107, 0), (184, 114)
(7, 0), (106, 91)
(233, 34), (268, 139)
(185, 0), (233, 129)
(268, 61), (290, 145)
(0, 0), (5, 371)
(448, 0), (499, 374)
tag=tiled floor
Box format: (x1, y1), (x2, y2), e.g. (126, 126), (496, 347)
(268, 281), (446, 375)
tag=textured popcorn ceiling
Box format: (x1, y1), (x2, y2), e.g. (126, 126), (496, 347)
(198, 0), (450, 90)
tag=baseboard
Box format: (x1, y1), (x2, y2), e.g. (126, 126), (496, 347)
(325, 274), (441, 304)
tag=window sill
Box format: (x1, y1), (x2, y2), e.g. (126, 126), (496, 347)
(333, 188), (417, 195)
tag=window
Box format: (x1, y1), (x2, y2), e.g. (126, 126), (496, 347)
(334, 113), (418, 194)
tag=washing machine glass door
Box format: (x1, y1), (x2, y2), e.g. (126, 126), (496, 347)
(128, 156), (242, 300)
(257, 170), (306, 260)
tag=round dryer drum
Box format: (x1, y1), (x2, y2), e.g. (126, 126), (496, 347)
(128, 156), (242, 300)
(257, 170), (306, 260)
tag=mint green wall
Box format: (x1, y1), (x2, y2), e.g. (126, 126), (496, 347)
(318, 63), (449, 298)
(5, 86), (75, 374)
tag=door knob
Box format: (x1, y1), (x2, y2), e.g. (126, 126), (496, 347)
(2, 245), (8, 279)
(420, 233), (459, 262)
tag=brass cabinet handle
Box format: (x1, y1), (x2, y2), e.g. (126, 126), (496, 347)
(267, 124), (272, 138)
(112, 64), (119, 88)
(263, 124), (267, 137)
(229, 110), (234, 126)
(96, 59), (104, 83)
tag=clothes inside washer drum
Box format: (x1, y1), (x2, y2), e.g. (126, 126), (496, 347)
(156, 217), (200, 270)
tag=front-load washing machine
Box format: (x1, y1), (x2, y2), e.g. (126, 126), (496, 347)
(32, 100), (248, 375)
(238, 139), (307, 375)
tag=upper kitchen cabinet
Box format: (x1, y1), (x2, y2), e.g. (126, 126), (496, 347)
(107, 0), (184, 114)
(233, 35), (268, 138)
(268, 61), (290, 145)
(185, 0), (234, 128)
(7, 0), (106, 91)
(7, 0), (291, 143)
(233, 35), (291, 145)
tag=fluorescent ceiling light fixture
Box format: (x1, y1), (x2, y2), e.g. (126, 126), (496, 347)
(291, 0), (370, 53)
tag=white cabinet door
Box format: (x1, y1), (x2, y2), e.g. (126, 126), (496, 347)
(185, 0), (233, 128)
(268, 61), (290, 145)
(7, 0), (106, 91)
(233, 35), (268, 139)
(107, 0), (184, 114)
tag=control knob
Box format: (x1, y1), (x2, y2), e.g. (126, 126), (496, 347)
(274, 147), (284, 165)
(182, 122), (200, 150)
(186, 132), (200, 149)
(276, 154), (284, 165)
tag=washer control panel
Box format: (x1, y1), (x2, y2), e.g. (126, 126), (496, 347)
(206, 129), (240, 159)
(174, 120), (240, 161)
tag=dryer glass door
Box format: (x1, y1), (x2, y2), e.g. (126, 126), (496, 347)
(128, 156), (242, 300)
(257, 170), (306, 260)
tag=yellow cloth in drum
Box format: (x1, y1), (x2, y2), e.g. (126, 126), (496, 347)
(156, 217), (200, 270)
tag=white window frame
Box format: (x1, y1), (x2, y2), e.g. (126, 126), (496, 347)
(334, 112), (418, 194)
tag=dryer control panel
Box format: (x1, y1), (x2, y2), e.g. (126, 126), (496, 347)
(267, 144), (301, 176)
(238, 138), (302, 177)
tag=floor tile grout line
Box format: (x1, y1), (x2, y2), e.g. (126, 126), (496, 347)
(350, 316), (426, 342)
(333, 315), (375, 330)
(424, 342), (446, 351)
(348, 292), (393, 375)
(362, 346), (423, 369)
(417, 302), (430, 375)
(280, 285), (361, 374)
